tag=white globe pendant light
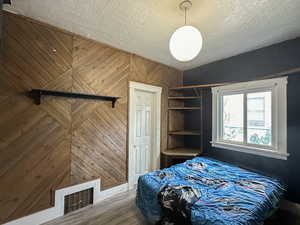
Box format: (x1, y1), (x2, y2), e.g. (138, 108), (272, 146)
(170, 25), (203, 62)
(169, 0), (203, 62)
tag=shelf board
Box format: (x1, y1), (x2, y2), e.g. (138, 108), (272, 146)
(162, 148), (202, 157)
(168, 130), (201, 136)
(168, 107), (200, 110)
(169, 83), (228, 90)
(168, 96), (201, 100)
(28, 89), (119, 108)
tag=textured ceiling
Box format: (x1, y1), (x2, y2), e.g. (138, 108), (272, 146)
(4, 0), (300, 70)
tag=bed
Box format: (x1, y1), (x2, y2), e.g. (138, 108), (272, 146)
(136, 157), (284, 225)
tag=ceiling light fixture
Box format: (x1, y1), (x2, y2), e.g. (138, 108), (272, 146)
(169, 0), (203, 62)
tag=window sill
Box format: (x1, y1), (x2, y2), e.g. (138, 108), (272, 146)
(211, 141), (289, 160)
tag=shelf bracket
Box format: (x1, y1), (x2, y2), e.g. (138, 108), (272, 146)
(193, 87), (200, 97)
(28, 89), (42, 105)
(112, 98), (117, 108)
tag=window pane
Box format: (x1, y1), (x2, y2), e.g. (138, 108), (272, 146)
(247, 91), (272, 146)
(223, 94), (244, 142)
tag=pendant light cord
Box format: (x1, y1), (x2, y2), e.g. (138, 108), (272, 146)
(184, 7), (187, 25)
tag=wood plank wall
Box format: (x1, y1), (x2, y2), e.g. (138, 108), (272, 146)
(0, 12), (73, 224)
(0, 12), (182, 223)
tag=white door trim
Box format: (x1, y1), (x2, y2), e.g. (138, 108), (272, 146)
(128, 81), (162, 190)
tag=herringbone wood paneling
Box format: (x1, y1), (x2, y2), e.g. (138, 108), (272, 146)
(0, 12), (182, 223)
(0, 13), (73, 223)
(71, 37), (129, 190)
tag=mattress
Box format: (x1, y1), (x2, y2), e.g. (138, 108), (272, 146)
(136, 157), (284, 225)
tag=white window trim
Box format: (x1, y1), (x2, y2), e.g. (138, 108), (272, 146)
(211, 77), (288, 160)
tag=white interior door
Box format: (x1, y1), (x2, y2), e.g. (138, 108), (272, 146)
(132, 90), (154, 184)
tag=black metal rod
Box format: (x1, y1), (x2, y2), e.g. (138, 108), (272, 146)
(28, 89), (120, 108)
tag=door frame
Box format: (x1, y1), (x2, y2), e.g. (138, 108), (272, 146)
(128, 81), (162, 190)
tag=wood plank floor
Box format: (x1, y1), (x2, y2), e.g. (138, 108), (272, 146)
(43, 190), (148, 225)
(44, 190), (300, 225)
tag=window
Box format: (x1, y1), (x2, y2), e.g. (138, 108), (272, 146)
(212, 77), (288, 160)
(248, 96), (266, 127)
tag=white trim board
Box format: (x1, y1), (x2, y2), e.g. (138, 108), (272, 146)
(212, 142), (289, 160)
(211, 77), (288, 160)
(128, 81), (162, 190)
(3, 180), (128, 225)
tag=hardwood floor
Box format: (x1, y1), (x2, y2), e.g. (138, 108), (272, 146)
(43, 190), (148, 225)
(44, 190), (300, 225)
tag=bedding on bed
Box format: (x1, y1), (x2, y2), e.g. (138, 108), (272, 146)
(136, 157), (284, 225)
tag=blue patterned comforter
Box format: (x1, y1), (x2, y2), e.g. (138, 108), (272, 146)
(136, 157), (284, 225)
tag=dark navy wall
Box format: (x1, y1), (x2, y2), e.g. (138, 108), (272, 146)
(183, 38), (300, 203)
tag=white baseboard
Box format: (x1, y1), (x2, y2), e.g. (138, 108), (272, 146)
(95, 183), (129, 204)
(3, 180), (129, 225)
